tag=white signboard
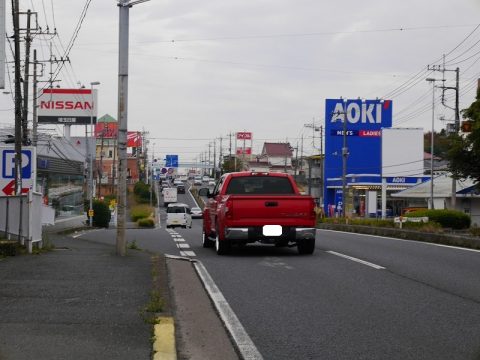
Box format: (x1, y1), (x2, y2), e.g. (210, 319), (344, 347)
(37, 88), (98, 124)
(382, 128), (423, 177)
(0, 146), (36, 195)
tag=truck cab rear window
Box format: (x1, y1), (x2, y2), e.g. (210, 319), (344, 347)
(226, 176), (294, 195)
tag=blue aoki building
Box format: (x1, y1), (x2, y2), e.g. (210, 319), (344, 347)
(323, 99), (429, 217)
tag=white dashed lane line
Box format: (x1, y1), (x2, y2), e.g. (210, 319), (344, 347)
(167, 230), (196, 257)
(326, 251), (385, 270)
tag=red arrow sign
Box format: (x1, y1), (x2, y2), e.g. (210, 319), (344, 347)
(2, 180), (29, 195)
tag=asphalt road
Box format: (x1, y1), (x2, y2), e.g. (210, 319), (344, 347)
(87, 186), (480, 359)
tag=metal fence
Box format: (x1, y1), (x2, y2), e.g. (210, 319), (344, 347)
(0, 192), (43, 253)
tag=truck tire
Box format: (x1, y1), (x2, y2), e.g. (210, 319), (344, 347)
(202, 230), (213, 248)
(215, 235), (231, 255)
(297, 238), (315, 255)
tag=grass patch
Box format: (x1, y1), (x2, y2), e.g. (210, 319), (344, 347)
(130, 205), (154, 222)
(127, 240), (140, 250)
(138, 218), (155, 228)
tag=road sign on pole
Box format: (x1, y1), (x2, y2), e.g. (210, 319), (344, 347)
(165, 155), (178, 167)
(0, 146), (36, 195)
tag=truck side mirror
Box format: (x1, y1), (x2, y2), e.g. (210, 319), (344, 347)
(198, 188), (210, 197)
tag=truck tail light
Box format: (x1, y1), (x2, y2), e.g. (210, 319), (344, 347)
(310, 199), (316, 220)
(225, 199), (233, 220)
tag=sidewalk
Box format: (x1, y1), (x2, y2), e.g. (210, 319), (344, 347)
(0, 234), (153, 360)
(0, 219), (241, 359)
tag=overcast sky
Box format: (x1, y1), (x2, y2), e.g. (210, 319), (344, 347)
(1, 0), (480, 163)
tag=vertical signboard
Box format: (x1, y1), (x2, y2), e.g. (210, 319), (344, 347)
(324, 99), (392, 209)
(236, 132), (253, 161)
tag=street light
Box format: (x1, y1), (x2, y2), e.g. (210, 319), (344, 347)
(89, 81), (100, 227)
(426, 78), (440, 210)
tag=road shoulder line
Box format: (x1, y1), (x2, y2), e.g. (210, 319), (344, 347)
(193, 260), (264, 360)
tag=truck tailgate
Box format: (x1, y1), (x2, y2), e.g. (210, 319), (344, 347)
(226, 195), (315, 227)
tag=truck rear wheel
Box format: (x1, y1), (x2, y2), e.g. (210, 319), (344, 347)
(297, 238), (315, 255)
(215, 235), (231, 255)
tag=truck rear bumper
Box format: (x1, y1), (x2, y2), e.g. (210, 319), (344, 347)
(224, 227), (316, 242)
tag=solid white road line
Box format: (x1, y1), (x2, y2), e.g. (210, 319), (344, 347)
(319, 229), (480, 253)
(326, 251), (386, 270)
(194, 261), (264, 360)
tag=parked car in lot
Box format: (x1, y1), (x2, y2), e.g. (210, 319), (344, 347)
(190, 206), (203, 219)
(166, 203), (192, 229)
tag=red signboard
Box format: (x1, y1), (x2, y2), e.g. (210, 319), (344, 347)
(236, 147), (252, 155)
(127, 131), (142, 147)
(95, 122), (118, 138)
(236, 132), (252, 140)
(93, 125), (142, 148)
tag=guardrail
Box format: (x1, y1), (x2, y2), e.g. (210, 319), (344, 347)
(394, 216), (429, 229)
(0, 192), (43, 253)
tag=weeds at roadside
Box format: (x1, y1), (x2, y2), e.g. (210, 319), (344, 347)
(140, 255), (165, 325)
(128, 239), (140, 250)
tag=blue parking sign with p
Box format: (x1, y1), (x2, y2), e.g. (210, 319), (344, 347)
(2, 149), (33, 179)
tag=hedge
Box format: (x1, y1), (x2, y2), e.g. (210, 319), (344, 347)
(404, 209), (471, 230)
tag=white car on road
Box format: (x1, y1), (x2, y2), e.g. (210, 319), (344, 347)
(166, 203), (192, 229)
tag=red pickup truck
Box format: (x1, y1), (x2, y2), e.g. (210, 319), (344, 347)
(198, 172), (317, 255)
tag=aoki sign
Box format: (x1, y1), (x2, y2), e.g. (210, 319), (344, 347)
(328, 99), (392, 126)
(323, 98), (393, 210)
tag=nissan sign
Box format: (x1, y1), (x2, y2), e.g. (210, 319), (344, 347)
(37, 88), (98, 125)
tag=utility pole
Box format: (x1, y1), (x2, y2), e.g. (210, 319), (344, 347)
(32, 50), (38, 146)
(342, 106), (348, 218)
(98, 122), (105, 198)
(319, 125), (324, 210)
(213, 139), (216, 179)
(21, 10), (32, 145)
(218, 137), (223, 176)
(300, 134), (304, 172)
(12, 0), (23, 194)
(116, 0), (130, 256)
(428, 63), (460, 209)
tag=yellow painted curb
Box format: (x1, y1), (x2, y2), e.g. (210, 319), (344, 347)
(153, 316), (176, 360)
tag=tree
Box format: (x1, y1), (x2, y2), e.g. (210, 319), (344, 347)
(424, 129), (451, 159)
(446, 88), (480, 184)
(222, 157), (243, 173)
